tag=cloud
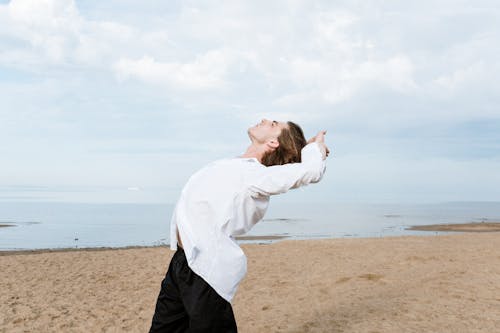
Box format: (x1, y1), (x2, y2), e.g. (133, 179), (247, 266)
(433, 62), (485, 93)
(113, 48), (236, 90)
(275, 54), (416, 107)
(7, 0), (81, 30)
(1, 0), (494, 112)
(1, 0), (82, 64)
(0, 0), (169, 69)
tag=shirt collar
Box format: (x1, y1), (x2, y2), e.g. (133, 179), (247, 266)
(235, 156), (259, 163)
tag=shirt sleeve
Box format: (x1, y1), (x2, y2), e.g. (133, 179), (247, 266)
(245, 142), (327, 197)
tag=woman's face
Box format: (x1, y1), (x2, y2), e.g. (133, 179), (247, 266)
(248, 119), (288, 145)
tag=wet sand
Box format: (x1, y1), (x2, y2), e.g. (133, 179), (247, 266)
(408, 222), (500, 232)
(1, 233), (499, 332)
(235, 235), (289, 241)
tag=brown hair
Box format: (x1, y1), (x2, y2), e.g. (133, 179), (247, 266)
(261, 121), (307, 167)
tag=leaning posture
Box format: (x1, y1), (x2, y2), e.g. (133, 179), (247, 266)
(150, 119), (330, 332)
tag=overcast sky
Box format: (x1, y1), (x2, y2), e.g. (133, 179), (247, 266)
(1, 0), (499, 204)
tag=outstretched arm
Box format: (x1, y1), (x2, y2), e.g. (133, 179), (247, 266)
(246, 131), (330, 197)
(307, 130), (329, 158)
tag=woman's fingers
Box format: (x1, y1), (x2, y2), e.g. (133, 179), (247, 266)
(315, 130), (326, 143)
(307, 130), (327, 145)
(307, 131), (330, 159)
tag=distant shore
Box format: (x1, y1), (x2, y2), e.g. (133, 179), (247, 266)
(0, 244), (165, 256)
(1, 232), (499, 332)
(407, 221), (500, 232)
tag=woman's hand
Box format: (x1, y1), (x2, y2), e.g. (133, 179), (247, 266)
(307, 130), (330, 159)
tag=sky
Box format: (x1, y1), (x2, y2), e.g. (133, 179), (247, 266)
(1, 0), (499, 204)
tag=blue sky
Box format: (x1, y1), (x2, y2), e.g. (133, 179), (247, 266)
(1, 0), (499, 204)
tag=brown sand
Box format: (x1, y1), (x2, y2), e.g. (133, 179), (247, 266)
(408, 222), (500, 232)
(1, 233), (499, 333)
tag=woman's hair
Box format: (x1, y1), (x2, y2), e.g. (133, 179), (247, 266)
(261, 121), (307, 167)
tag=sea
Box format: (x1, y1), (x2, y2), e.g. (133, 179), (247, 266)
(1, 201), (499, 251)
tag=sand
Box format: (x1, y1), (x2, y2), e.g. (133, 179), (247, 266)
(1, 233), (499, 333)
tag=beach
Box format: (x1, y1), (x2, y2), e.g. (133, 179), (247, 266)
(1, 232), (499, 333)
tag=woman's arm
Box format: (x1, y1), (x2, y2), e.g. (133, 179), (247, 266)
(246, 131), (330, 197)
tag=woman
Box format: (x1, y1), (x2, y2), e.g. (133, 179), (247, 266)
(150, 119), (330, 332)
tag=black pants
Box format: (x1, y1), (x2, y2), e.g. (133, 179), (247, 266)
(149, 248), (238, 333)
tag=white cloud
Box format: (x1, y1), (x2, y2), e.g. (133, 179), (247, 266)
(433, 62), (482, 93)
(8, 0), (81, 29)
(356, 56), (417, 92)
(274, 54), (416, 107)
(0, 0), (170, 69)
(312, 10), (361, 55)
(2, 0), (82, 64)
(113, 48), (236, 90)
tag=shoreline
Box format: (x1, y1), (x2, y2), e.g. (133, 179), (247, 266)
(0, 236), (290, 256)
(0, 222), (498, 256)
(2, 222), (499, 256)
(0, 233), (433, 256)
(0, 244), (169, 256)
(407, 221), (500, 232)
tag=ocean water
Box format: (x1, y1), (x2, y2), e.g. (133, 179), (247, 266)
(0, 201), (499, 251)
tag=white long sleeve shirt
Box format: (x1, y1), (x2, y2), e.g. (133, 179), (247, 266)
(169, 142), (327, 302)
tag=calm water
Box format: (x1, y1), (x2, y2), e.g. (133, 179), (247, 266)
(0, 201), (499, 251)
